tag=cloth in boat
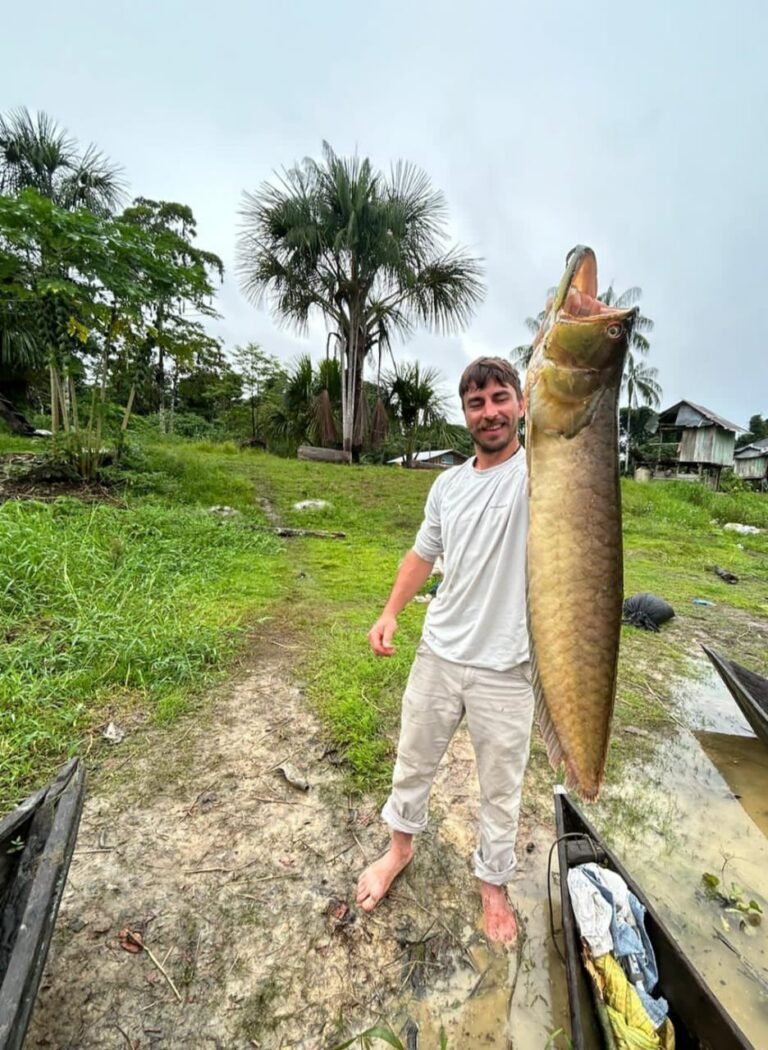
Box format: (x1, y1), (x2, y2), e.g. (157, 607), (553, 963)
(567, 862), (669, 1029)
(584, 953), (676, 1050)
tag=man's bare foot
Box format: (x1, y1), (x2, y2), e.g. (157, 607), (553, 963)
(479, 881), (518, 945)
(356, 840), (414, 913)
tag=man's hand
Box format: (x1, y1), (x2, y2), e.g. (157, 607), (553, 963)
(368, 612), (398, 656)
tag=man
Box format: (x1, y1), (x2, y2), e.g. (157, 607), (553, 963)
(356, 356), (533, 945)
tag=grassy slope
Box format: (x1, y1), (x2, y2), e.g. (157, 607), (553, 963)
(0, 439), (288, 805)
(2, 434), (767, 810)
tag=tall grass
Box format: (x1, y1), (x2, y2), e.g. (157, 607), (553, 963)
(0, 490), (285, 805)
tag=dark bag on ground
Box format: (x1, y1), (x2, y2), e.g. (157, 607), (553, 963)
(622, 592), (675, 632)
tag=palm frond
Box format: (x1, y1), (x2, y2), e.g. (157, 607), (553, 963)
(510, 343), (534, 369)
(0, 107), (123, 213)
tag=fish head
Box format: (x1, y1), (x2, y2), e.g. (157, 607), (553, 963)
(526, 246), (638, 438)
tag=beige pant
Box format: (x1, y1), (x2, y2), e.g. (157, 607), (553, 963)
(382, 641), (534, 885)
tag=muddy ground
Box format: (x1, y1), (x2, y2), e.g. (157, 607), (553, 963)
(27, 636), (567, 1050)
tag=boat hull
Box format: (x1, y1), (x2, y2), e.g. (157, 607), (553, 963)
(702, 645), (768, 749)
(0, 760), (85, 1050)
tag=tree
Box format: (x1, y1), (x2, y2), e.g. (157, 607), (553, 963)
(0, 189), (222, 474)
(118, 199), (223, 430)
(231, 343), (284, 439)
(175, 344), (242, 423)
(0, 108), (125, 425)
(0, 107), (124, 215)
(736, 413), (767, 449)
(622, 354), (662, 470)
(260, 354), (342, 454)
(236, 142), (484, 461)
(383, 361), (451, 467)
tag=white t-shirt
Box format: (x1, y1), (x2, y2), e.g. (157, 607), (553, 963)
(412, 449), (529, 672)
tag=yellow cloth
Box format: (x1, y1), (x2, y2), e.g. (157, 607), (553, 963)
(585, 954), (675, 1050)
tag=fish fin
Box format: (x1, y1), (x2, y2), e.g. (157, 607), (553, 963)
(545, 390), (605, 439)
(530, 645), (567, 771)
(530, 646), (602, 802)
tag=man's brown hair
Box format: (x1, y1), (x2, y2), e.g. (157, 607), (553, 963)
(459, 357), (523, 403)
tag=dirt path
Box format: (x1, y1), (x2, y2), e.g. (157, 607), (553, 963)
(27, 643), (565, 1050)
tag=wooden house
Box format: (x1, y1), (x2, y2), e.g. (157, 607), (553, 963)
(734, 437), (768, 489)
(387, 448), (469, 469)
(652, 401), (746, 487)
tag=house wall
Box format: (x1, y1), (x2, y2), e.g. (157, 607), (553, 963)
(735, 455), (768, 480)
(679, 426), (735, 466)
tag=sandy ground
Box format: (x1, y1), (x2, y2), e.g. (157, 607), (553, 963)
(27, 642), (567, 1050)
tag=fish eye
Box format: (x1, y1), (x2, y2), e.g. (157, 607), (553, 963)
(607, 324), (623, 339)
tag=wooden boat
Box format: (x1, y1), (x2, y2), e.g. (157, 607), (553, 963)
(554, 786), (754, 1049)
(0, 759), (85, 1050)
(702, 645), (768, 749)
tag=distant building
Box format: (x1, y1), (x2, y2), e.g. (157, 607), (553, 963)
(734, 437), (768, 489)
(650, 401), (746, 488)
(387, 448), (469, 469)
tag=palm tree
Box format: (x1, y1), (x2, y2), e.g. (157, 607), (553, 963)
(237, 142), (484, 461)
(0, 108), (124, 214)
(510, 313), (544, 371)
(511, 285), (654, 372)
(623, 352), (662, 471)
(262, 354), (342, 453)
(383, 361), (450, 467)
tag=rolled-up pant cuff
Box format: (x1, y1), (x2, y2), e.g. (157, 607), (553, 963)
(381, 798), (427, 835)
(473, 848), (517, 886)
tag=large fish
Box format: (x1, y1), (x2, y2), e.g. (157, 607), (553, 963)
(525, 246), (637, 800)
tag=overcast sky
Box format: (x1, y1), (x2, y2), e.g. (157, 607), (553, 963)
(4, 0), (766, 427)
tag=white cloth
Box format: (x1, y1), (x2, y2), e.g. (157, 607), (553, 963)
(412, 449), (528, 672)
(567, 866), (615, 957)
(567, 863), (641, 957)
(382, 641), (534, 883)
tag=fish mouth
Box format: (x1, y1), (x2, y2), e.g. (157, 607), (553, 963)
(554, 245), (638, 330)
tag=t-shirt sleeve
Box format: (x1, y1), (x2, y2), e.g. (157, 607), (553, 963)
(412, 476), (444, 562)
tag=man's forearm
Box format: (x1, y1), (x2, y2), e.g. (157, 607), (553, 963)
(383, 550), (436, 616)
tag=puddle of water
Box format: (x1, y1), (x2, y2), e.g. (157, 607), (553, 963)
(392, 831), (570, 1048)
(697, 731), (768, 837)
(592, 697), (768, 1045)
(506, 827), (571, 1048)
(401, 938), (512, 1046)
(673, 660), (755, 736)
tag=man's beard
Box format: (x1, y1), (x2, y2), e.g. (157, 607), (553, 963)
(471, 422), (517, 453)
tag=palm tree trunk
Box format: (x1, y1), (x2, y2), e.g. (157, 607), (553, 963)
(351, 326), (367, 462)
(626, 398), (632, 476)
(341, 315), (357, 463)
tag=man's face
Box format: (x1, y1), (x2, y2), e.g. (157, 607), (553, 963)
(462, 379), (524, 454)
